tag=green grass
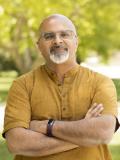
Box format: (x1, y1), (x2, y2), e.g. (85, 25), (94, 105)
(109, 131), (120, 160)
(0, 71), (18, 77)
(0, 78), (15, 102)
(109, 145), (120, 160)
(0, 134), (13, 160)
(113, 79), (120, 101)
(0, 71), (18, 103)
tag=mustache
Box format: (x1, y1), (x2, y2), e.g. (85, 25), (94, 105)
(50, 45), (68, 52)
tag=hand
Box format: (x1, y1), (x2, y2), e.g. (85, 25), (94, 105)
(85, 103), (104, 119)
(30, 120), (48, 134)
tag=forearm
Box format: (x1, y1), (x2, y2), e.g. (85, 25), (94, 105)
(6, 128), (78, 157)
(52, 115), (116, 146)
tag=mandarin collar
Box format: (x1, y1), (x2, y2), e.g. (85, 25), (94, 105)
(44, 63), (80, 83)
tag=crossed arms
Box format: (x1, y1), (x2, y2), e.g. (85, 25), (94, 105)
(5, 103), (116, 157)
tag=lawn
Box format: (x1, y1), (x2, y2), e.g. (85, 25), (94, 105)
(109, 131), (120, 160)
(0, 134), (13, 160)
(0, 71), (120, 160)
(113, 79), (120, 102)
(0, 71), (18, 103)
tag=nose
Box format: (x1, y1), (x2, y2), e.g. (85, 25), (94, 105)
(52, 34), (63, 45)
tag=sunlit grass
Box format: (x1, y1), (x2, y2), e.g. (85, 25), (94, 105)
(109, 145), (120, 160)
(113, 79), (120, 101)
(0, 83), (12, 91)
(0, 71), (17, 103)
(110, 131), (120, 145)
(0, 134), (13, 160)
(109, 131), (120, 160)
(0, 77), (15, 83)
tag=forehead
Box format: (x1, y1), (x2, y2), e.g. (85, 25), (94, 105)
(40, 17), (76, 34)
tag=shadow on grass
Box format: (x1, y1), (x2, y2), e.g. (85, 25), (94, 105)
(109, 145), (120, 160)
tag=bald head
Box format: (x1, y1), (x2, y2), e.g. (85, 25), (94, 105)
(39, 14), (77, 35)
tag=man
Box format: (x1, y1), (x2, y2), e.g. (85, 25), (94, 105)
(2, 14), (118, 160)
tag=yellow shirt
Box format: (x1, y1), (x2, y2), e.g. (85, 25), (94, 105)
(3, 64), (117, 160)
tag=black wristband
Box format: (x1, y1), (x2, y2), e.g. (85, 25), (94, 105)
(47, 119), (55, 137)
(115, 117), (120, 132)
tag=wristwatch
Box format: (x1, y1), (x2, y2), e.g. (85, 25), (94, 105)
(46, 119), (55, 137)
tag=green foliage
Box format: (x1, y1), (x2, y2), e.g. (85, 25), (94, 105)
(0, 0), (120, 73)
(0, 55), (18, 71)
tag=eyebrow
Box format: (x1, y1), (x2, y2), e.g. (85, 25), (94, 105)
(41, 30), (73, 33)
(40, 30), (74, 36)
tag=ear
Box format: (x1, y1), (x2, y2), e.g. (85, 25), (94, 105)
(36, 39), (41, 49)
(34, 40), (41, 54)
(36, 41), (39, 48)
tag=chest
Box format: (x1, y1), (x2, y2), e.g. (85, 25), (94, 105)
(30, 78), (93, 121)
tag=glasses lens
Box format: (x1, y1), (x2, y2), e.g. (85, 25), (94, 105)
(41, 30), (74, 41)
(43, 32), (55, 40)
(60, 30), (73, 39)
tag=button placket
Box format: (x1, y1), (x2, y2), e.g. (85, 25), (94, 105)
(61, 85), (68, 117)
(57, 77), (71, 118)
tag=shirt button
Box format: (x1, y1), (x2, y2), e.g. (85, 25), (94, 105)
(63, 107), (66, 111)
(62, 93), (66, 97)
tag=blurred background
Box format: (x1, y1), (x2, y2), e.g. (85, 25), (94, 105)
(0, 0), (120, 159)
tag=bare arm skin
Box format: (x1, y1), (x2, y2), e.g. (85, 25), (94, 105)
(5, 127), (78, 157)
(5, 103), (103, 156)
(30, 104), (116, 147)
(52, 115), (116, 146)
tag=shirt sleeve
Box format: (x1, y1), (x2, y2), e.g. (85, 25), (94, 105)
(2, 77), (31, 138)
(92, 74), (118, 117)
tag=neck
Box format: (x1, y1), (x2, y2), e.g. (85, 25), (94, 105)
(46, 61), (78, 83)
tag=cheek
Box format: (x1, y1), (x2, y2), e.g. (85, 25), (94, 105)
(39, 43), (50, 54)
(68, 39), (78, 52)
(69, 43), (77, 53)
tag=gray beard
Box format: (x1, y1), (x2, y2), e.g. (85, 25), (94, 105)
(50, 51), (69, 64)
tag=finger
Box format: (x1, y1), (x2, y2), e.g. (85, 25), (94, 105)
(90, 104), (104, 117)
(85, 103), (97, 118)
(85, 103), (104, 119)
(87, 103), (98, 113)
(94, 107), (104, 117)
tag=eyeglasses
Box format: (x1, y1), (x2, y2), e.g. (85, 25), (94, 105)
(40, 30), (76, 41)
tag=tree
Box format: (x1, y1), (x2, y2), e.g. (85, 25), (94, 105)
(0, 0), (120, 73)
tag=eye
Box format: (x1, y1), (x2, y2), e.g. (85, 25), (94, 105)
(60, 30), (73, 39)
(60, 32), (69, 38)
(44, 33), (54, 40)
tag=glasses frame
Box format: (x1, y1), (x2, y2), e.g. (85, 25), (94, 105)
(39, 30), (76, 41)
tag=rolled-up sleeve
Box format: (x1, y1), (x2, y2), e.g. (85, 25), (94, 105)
(2, 77), (31, 138)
